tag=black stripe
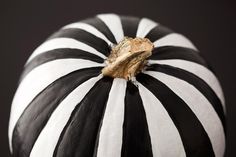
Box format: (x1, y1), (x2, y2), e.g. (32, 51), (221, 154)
(82, 17), (117, 44)
(120, 16), (140, 38)
(12, 67), (102, 157)
(137, 73), (215, 157)
(53, 77), (113, 157)
(149, 46), (208, 67)
(145, 25), (173, 42)
(48, 28), (111, 56)
(146, 64), (226, 133)
(121, 81), (153, 157)
(20, 48), (104, 81)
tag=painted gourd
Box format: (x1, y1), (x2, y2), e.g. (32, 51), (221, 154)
(9, 13), (226, 157)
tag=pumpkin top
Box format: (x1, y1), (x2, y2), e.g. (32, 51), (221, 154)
(102, 37), (154, 80)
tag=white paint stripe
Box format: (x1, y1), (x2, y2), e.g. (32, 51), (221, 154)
(138, 83), (186, 157)
(96, 78), (126, 157)
(63, 22), (113, 45)
(29, 75), (103, 157)
(26, 38), (107, 64)
(8, 59), (104, 151)
(153, 33), (198, 51)
(148, 59), (225, 111)
(97, 14), (124, 43)
(145, 71), (225, 157)
(136, 18), (158, 38)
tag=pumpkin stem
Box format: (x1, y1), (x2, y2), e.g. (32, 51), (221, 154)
(102, 37), (154, 80)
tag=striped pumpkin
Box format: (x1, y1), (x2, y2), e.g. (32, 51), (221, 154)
(9, 13), (226, 157)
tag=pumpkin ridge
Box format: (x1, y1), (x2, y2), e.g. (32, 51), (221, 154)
(53, 77), (113, 157)
(149, 46), (207, 66)
(144, 24), (173, 42)
(12, 68), (102, 157)
(146, 63), (226, 132)
(20, 48), (105, 82)
(121, 81), (153, 157)
(82, 17), (117, 44)
(48, 28), (111, 56)
(120, 16), (140, 38)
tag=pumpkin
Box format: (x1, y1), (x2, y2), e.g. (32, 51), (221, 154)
(8, 13), (226, 157)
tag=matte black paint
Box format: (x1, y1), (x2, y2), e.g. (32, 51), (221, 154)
(48, 28), (111, 56)
(121, 81), (153, 157)
(20, 48), (104, 81)
(149, 46), (208, 67)
(120, 16), (140, 38)
(145, 25), (173, 42)
(53, 77), (113, 157)
(82, 17), (117, 44)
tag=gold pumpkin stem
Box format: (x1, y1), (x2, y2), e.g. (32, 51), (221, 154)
(102, 37), (154, 80)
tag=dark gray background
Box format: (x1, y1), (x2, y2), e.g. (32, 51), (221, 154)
(1, 0), (235, 156)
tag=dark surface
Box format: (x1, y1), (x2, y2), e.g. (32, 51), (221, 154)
(1, 0), (235, 156)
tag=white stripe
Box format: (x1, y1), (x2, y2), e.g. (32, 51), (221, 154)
(29, 75), (102, 157)
(63, 22), (113, 45)
(136, 18), (158, 38)
(138, 83), (186, 157)
(145, 71), (225, 157)
(148, 59), (225, 111)
(26, 38), (107, 64)
(96, 78), (126, 157)
(97, 14), (124, 43)
(153, 33), (198, 51)
(8, 59), (104, 151)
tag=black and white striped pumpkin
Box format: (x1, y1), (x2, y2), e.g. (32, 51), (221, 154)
(9, 13), (226, 157)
